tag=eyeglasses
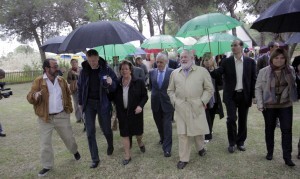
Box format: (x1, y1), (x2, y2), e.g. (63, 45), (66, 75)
(49, 65), (58, 69)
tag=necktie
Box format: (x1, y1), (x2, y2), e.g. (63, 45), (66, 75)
(158, 71), (163, 88)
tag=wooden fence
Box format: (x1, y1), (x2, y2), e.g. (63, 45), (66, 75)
(0, 70), (43, 84)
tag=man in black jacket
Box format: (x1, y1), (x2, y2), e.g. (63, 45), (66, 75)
(214, 40), (256, 153)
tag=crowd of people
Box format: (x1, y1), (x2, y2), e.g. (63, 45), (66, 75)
(23, 39), (300, 176)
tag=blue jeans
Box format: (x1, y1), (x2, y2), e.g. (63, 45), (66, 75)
(84, 99), (113, 162)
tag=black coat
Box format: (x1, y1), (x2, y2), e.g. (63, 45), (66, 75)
(113, 77), (148, 137)
(214, 56), (257, 107)
(208, 69), (224, 119)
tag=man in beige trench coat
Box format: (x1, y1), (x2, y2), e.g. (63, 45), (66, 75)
(168, 49), (214, 169)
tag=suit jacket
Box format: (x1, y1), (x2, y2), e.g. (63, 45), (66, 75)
(256, 53), (269, 74)
(149, 68), (174, 113)
(215, 56), (256, 107)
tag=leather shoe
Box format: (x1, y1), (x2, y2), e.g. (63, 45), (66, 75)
(139, 145), (146, 153)
(74, 152), (81, 160)
(284, 159), (295, 167)
(237, 145), (246, 151)
(228, 146), (235, 153)
(107, 145), (114, 155)
(90, 161), (99, 168)
(164, 151), (171, 157)
(122, 158), (131, 165)
(0, 133), (6, 137)
(198, 148), (207, 156)
(266, 153), (273, 160)
(177, 161), (188, 169)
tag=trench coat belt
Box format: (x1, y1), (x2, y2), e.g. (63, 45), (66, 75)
(176, 96), (201, 119)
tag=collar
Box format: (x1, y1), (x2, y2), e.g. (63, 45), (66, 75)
(234, 55), (244, 62)
(43, 73), (60, 82)
(158, 66), (167, 73)
(179, 64), (196, 72)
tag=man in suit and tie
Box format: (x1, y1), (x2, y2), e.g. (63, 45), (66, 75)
(149, 52), (174, 157)
(214, 40), (256, 153)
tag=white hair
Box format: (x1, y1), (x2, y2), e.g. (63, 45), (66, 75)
(156, 52), (169, 62)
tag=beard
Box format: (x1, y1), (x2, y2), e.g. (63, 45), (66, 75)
(181, 60), (193, 70)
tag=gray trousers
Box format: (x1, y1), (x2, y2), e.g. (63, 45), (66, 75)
(38, 111), (78, 169)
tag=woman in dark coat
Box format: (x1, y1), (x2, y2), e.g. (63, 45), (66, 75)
(201, 52), (224, 142)
(113, 60), (148, 165)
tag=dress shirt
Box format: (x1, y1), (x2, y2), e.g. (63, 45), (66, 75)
(156, 67), (166, 87)
(43, 73), (64, 114)
(234, 55), (244, 90)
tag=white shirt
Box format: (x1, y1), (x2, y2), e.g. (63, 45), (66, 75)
(43, 74), (64, 114)
(234, 55), (244, 90)
(122, 79), (131, 109)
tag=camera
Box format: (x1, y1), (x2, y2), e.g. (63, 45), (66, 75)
(0, 82), (13, 99)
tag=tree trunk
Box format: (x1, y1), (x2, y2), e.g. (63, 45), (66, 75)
(143, 4), (154, 36)
(161, 9), (167, 35)
(137, 5), (143, 33)
(229, 8), (237, 37)
(288, 43), (297, 63)
(32, 29), (46, 62)
(260, 33), (266, 46)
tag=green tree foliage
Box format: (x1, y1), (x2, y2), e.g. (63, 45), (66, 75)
(53, 0), (88, 30)
(0, 0), (59, 62)
(14, 45), (35, 54)
(86, 0), (124, 21)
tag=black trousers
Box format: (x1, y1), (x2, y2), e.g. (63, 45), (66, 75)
(205, 103), (218, 140)
(225, 91), (249, 146)
(263, 106), (293, 160)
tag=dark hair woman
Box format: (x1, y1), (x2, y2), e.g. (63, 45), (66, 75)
(255, 48), (298, 166)
(113, 60), (148, 165)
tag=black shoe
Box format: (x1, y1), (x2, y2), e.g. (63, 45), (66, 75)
(284, 159), (295, 167)
(177, 161), (188, 169)
(228, 146), (236, 153)
(237, 145), (246, 151)
(107, 145), (114, 156)
(198, 148), (207, 156)
(266, 153), (273, 160)
(74, 152), (81, 160)
(164, 151), (171, 157)
(298, 153), (300, 159)
(140, 145), (146, 153)
(0, 133), (6, 137)
(122, 158), (131, 165)
(38, 168), (50, 177)
(90, 161), (99, 168)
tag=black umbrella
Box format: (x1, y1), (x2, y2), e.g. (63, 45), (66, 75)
(40, 36), (66, 53)
(251, 0), (300, 33)
(58, 21), (145, 53)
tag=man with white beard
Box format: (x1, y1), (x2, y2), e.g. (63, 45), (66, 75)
(167, 50), (214, 169)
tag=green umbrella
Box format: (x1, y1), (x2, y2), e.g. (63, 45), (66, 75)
(94, 43), (137, 61)
(141, 35), (184, 49)
(191, 33), (248, 57)
(176, 13), (241, 37)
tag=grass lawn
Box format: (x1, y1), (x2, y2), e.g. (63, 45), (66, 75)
(0, 83), (299, 178)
